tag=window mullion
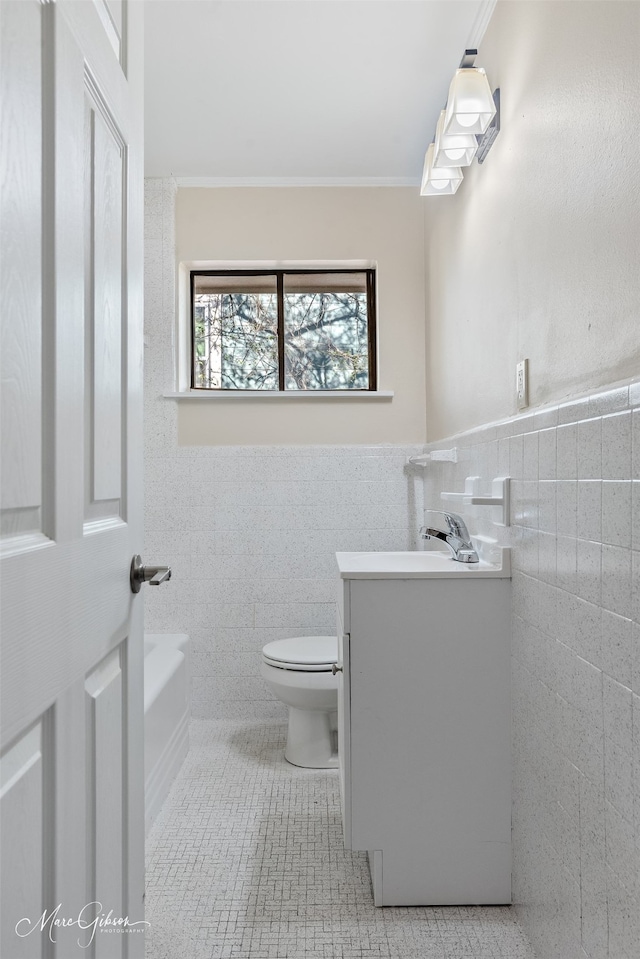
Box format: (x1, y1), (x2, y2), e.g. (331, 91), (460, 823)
(367, 269), (377, 391)
(190, 270), (196, 388)
(277, 272), (285, 391)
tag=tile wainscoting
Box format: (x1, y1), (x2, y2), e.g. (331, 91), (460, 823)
(422, 382), (640, 959)
(144, 443), (424, 720)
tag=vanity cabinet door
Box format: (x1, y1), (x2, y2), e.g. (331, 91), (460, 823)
(340, 576), (512, 906)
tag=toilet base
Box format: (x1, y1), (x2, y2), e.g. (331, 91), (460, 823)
(284, 707), (339, 769)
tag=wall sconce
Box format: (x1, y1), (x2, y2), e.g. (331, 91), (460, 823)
(444, 66), (496, 136)
(421, 49), (500, 197)
(433, 111), (477, 168)
(421, 143), (464, 196)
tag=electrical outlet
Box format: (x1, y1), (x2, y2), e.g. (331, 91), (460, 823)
(516, 359), (529, 410)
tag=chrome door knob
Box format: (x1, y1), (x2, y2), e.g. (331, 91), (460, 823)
(130, 555), (172, 593)
(332, 663), (343, 675)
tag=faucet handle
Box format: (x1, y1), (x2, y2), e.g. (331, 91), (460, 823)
(424, 509), (471, 540)
(420, 510), (479, 563)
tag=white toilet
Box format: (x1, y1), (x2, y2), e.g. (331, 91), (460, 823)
(261, 636), (339, 768)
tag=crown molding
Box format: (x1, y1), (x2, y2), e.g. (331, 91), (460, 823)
(466, 0), (498, 50)
(174, 176), (420, 189)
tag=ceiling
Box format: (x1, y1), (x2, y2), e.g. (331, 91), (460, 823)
(144, 0), (496, 183)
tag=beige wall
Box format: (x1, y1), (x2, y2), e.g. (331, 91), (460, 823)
(425, 0), (640, 441)
(176, 187), (426, 444)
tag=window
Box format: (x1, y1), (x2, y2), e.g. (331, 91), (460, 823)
(191, 269), (377, 392)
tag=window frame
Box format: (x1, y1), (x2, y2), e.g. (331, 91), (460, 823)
(189, 268), (377, 393)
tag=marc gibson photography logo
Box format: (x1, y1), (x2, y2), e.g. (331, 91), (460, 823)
(15, 902), (150, 948)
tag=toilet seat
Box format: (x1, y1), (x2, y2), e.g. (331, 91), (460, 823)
(262, 635), (337, 672)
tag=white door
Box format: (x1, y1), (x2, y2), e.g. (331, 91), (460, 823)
(1, 1), (145, 956)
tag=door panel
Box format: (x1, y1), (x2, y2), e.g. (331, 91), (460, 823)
(92, 0), (125, 68)
(0, 720), (51, 959)
(86, 647), (125, 931)
(92, 106), (123, 508)
(85, 83), (126, 522)
(0, 0), (44, 543)
(0, 1), (145, 956)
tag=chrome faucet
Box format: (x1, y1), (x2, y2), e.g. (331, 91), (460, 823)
(419, 511), (479, 563)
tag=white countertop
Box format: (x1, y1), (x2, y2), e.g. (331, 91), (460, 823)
(336, 548), (511, 580)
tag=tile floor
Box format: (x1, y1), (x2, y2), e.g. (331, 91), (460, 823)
(145, 721), (536, 959)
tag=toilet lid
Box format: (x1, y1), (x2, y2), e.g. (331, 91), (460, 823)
(262, 636), (338, 671)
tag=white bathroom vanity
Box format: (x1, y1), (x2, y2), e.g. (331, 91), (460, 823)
(335, 549), (512, 906)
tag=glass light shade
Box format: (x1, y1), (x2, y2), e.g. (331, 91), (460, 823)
(443, 68), (496, 136)
(420, 143), (463, 196)
(433, 110), (477, 168)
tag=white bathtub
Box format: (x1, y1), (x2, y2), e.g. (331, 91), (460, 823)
(144, 633), (190, 835)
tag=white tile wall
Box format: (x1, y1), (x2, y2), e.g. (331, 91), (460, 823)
(143, 179), (424, 721)
(422, 381), (640, 959)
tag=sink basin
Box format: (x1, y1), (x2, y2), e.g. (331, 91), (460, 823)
(335, 548), (511, 579)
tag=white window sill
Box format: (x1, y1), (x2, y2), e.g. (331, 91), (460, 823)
(163, 390), (394, 401)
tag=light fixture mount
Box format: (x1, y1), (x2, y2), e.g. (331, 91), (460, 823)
(459, 49), (478, 69)
(475, 88), (500, 164)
